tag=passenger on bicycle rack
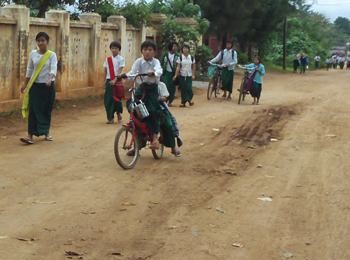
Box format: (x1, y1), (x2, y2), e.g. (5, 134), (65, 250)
(209, 40), (238, 100)
(122, 40), (163, 150)
(158, 82), (182, 157)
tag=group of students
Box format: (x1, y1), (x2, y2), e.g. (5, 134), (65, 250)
(19, 31), (266, 155)
(325, 54), (349, 70)
(293, 53), (309, 74)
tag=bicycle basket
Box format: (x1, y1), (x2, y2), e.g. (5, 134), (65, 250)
(207, 65), (216, 78)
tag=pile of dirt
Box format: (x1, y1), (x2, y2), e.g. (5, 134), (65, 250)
(232, 106), (298, 146)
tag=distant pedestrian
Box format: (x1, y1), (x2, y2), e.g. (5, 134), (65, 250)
(314, 55), (321, 69)
(339, 56), (345, 70)
(300, 54), (308, 74)
(293, 55), (300, 73)
(325, 57), (332, 71)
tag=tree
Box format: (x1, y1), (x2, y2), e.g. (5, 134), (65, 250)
(76, 0), (116, 22)
(334, 17), (350, 35)
(10, 0), (74, 17)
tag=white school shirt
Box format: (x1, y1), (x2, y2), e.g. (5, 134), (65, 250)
(127, 57), (163, 85)
(158, 82), (169, 97)
(165, 53), (175, 73)
(314, 56), (321, 62)
(177, 54), (195, 77)
(210, 49), (238, 70)
(103, 55), (125, 80)
(26, 50), (58, 83)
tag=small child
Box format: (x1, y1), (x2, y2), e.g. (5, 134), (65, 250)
(125, 40), (163, 149)
(240, 56), (266, 105)
(103, 41), (125, 124)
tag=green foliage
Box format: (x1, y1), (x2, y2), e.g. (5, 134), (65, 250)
(195, 44), (212, 74)
(77, 0), (116, 21)
(160, 18), (199, 49)
(11, 0), (74, 17)
(335, 17), (350, 35)
(149, 0), (167, 13)
(238, 52), (249, 64)
(158, 0), (208, 50)
(264, 11), (342, 67)
(115, 0), (151, 28)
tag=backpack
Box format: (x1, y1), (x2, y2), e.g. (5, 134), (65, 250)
(221, 49), (236, 61)
(179, 54), (194, 67)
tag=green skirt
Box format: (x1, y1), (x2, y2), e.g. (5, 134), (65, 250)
(104, 80), (123, 121)
(28, 82), (56, 136)
(160, 109), (176, 148)
(221, 68), (234, 93)
(135, 84), (161, 135)
(179, 76), (193, 104)
(163, 70), (176, 104)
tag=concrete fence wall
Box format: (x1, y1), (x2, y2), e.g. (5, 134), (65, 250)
(0, 5), (152, 112)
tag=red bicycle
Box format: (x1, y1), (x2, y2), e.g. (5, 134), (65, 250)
(114, 74), (164, 170)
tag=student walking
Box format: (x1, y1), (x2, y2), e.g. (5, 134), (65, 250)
(210, 40), (238, 100)
(20, 32), (57, 145)
(174, 44), (196, 107)
(161, 42), (180, 106)
(103, 41), (125, 124)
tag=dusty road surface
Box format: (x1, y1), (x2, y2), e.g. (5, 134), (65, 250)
(0, 70), (349, 260)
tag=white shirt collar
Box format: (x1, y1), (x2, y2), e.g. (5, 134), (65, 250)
(141, 57), (154, 64)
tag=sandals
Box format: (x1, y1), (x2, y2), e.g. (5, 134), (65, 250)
(171, 149), (182, 157)
(189, 102), (194, 106)
(179, 104), (186, 108)
(106, 120), (114, 124)
(45, 136), (53, 141)
(20, 137), (34, 145)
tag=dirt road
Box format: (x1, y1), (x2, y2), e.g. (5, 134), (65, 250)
(0, 70), (349, 260)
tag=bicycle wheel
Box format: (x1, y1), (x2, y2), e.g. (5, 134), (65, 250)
(152, 143), (164, 160)
(215, 76), (221, 98)
(114, 126), (140, 170)
(207, 78), (216, 100)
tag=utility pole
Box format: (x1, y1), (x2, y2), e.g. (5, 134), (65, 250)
(282, 16), (287, 70)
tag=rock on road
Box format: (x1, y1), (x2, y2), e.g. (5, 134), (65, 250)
(0, 70), (349, 260)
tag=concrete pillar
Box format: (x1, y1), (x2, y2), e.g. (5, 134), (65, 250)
(141, 24), (147, 43)
(0, 5), (30, 99)
(107, 16), (127, 59)
(46, 10), (70, 98)
(80, 13), (101, 88)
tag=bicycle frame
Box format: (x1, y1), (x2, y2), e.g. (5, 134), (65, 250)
(124, 74), (153, 147)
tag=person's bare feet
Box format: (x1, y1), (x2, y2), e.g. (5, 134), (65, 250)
(150, 139), (160, 150)
(117, 114), (122, 123)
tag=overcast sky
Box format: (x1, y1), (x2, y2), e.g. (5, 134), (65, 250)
(310, 0), (350, 21)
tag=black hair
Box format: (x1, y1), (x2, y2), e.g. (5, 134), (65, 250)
(255, 56), (262, 63)
(36, 32), (49, 42)
(181, 44), (190, 52)
(110, 41), (121, 50)
(141, 40), (157, 51)
(168, 42), (178, 51)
